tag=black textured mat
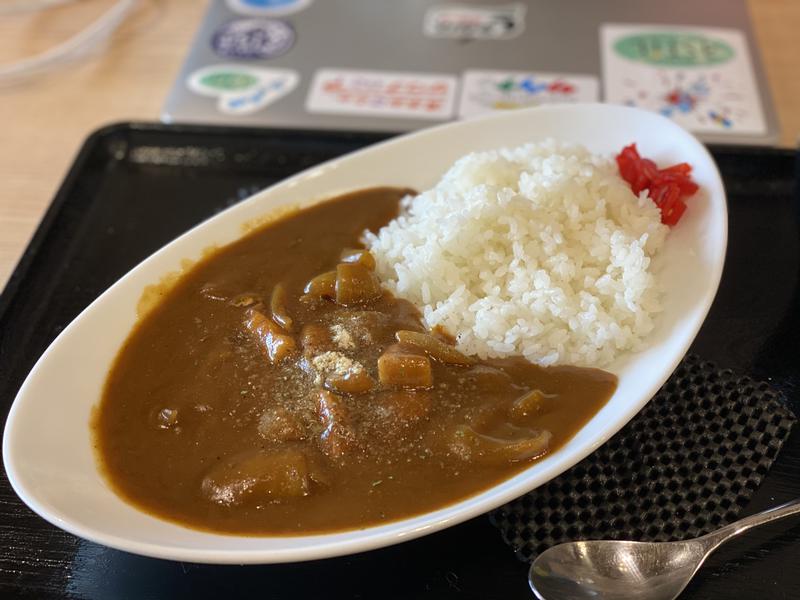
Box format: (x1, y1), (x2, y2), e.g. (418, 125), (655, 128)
(490, 354), (796, 563)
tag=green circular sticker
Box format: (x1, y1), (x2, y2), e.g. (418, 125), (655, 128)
(187, 64), (300, 115)
(198, 71), (259, 92)
(614, 33), (734, 67)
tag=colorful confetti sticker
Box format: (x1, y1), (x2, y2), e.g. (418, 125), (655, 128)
(423, 3), (526, 40)
(225, 0), (313, 17)
(187, 65), (299, 115)
(211, 18), (295, 60)
(306, 69), (457, 120)
(601, 24), (766, 135)
(458, 70), (599, 119)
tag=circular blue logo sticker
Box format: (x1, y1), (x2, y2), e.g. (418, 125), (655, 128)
(226, 0), (313, 17)
(211, 18), (295, 60)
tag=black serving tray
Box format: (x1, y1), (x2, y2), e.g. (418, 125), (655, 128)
(1, 123), (799, 600)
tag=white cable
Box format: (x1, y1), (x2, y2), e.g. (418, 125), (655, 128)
(0, 0), (140, 85)
(0, 0), (80, 15)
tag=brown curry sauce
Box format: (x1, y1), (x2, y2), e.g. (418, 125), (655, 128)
(95, 187), (617, 535)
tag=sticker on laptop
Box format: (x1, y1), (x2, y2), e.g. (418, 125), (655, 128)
(423, 3), (525, 40)
(212, 18), (295, 60)
(306, 69), (457, 120)
(187, 65), (299, 115)
(601, 24), (766, 135)
(225, 0), (313, 17)
(458, 70), (599, 119)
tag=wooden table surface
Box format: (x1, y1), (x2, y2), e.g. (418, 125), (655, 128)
(0, 0), (798, 291)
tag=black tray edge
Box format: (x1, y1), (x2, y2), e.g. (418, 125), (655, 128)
(0, 122), (124, 322)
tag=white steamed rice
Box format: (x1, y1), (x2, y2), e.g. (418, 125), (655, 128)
(363, 139), (668, 367)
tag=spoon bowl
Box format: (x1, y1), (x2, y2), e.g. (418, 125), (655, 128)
(530, 539), (708, 600)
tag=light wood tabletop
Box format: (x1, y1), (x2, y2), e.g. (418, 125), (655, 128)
(0, 0), (798, 291)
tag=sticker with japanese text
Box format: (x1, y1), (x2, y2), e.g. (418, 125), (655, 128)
(601, 24), (766, 135)
(187, 64), (299, 115)
(306, 69), (457, 120)
(423, 3), (525, 40)
(458, 70), (598, 119)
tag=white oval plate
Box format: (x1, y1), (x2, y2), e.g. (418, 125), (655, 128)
(3, 104), (726, 564)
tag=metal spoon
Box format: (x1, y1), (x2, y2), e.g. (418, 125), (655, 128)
(529, 497), (800, 600)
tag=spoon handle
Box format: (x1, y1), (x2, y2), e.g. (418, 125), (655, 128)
(698, 497), (800, 551)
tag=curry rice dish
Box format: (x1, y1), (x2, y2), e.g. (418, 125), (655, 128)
(95, 187), (617, 535)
